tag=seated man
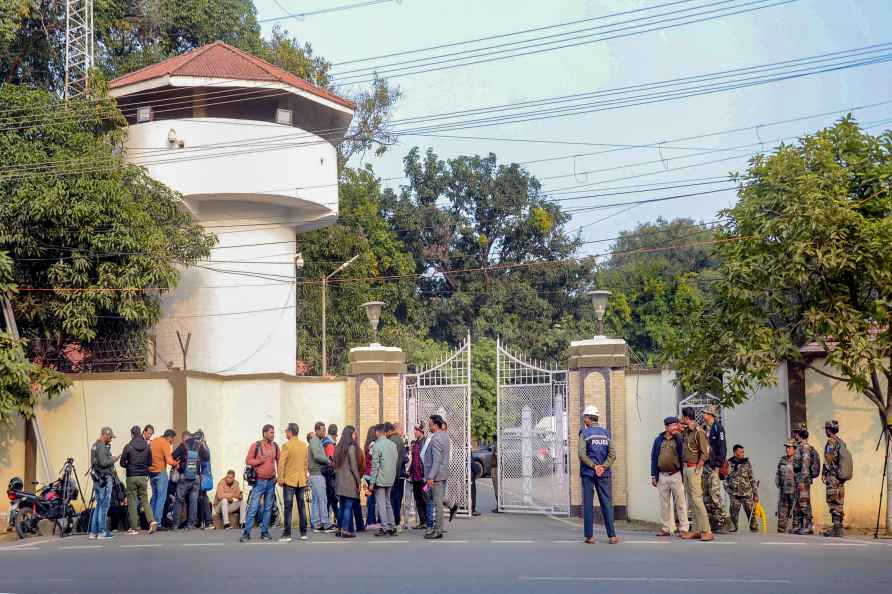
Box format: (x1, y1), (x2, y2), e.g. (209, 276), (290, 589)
(213, 470), (246, 529)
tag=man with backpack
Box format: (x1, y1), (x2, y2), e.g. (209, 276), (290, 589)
(308, 422), (335, 532)
(120, 425), (157, 534)
(241, 424), (280, 542)
(791, 423), (820, 535)
(822, 420), (851, 538)
(172, 431), (210, 531)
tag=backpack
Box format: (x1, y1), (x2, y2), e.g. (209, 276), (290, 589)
(837, 439), (853, 482)
(183, 445), (199, 481)
(808, 445), (820, 480)
(200, 458), (213, 492)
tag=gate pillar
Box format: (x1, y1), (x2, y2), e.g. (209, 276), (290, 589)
(346, 345), (407, 440)
(567, 337), (629, 520)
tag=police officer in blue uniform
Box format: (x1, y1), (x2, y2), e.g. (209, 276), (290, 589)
(579, 405), (618, 544)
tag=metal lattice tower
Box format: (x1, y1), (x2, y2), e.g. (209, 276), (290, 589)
(64, 0), (95, 101)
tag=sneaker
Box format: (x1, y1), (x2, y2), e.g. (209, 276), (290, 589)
(87, 533), (97, 540)
(204, 525), (216, 531)
(300, 535), (308, 541)
(342, 532), (356, 539)
(584, 537), (596, 544)
(98, 533), (114, 540)
(148, 521), (157, 534)
(424, 531), (443, 540)
(323, 526), (337, 533)
(311, 527), (323, 533)
(222, 523), (231, 530)
(239, 534), (250, 543)
(374, 529), (389, 538)
(279, 535), (292, 543)
(388, 528), (398, 536)
(126, 529), (139, 535)
(261, 534), (272, 542)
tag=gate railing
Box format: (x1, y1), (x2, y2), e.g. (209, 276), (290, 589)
(496, 339), (570, 516)
(405, 333), (472, 516)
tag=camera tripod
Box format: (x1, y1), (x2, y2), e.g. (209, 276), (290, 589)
(55, 457), (87, 537)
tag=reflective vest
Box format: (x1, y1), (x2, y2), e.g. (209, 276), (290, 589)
(580, 425), (612, 479)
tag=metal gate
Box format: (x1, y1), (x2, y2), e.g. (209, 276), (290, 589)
(404, 334), (472, 516)
(678, 392), (723, 425)
(496, 339), (570, 515)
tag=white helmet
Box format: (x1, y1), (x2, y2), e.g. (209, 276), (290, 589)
(583, 405), (600, 417)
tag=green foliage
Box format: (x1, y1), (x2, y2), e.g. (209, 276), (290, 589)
(663, 118), (892, 421)
(471, 336), (497, 441)
(0, 251), (69, 423)
(0, 84), (216, 345)
(596, 217), (718, 364)
(295, 166), (421, 375)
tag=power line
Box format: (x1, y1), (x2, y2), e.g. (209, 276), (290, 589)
(331, 0), (798, 83)
(260, 0), (399, 24)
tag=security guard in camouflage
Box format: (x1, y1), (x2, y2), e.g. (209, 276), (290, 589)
(701, 405), (730, 533)
(791, 423), (815, 535)
(725, 444), (759, 532)
(775, 440), (796, 533)
(822, 420), (845, 538)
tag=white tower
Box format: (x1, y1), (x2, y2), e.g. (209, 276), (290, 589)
(64, 0), (94, 100)
(108, 42), (354, 374)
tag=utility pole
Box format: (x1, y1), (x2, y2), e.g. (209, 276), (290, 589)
(64, 0), (95, 101)
(321, 255), (359, 376)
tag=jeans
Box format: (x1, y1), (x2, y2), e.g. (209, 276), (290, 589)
(374, 486), (394, 531)
(89, 475), (113, 536)
(149, 472), (168, 527)
(425, 486), (434, 529)
(243, 478), (276, 537)
(338, 497), (359, 534)
(125, 476), (154, 529)
(582, 474), (616, 539)
(172, 478), (200, 528)
(412, 481), (428, 526)
(352, 495), (365, 531)
(282, 485), (308, 536)
(308, 475), (330, 529)
(367, 489), (377, 525)
(390, 478), (405, 526)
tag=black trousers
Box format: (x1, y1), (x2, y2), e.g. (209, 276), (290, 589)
(411, 480), (428, 526)
(390, 478), (405, 526)
(282, 485), (308, 535)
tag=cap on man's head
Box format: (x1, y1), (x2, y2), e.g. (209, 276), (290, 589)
(784, 440), (795, 448)
(101, 426), (116, 438)
(825, 420), (839, 430)
(663, 416), (679, 426)
(582, 405), (599, 417)
(702, 404), (719, 417)
(795, 422), (808, 433)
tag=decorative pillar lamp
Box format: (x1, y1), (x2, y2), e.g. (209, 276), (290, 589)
(361, 301), (386, 345)
(588, 290), (612, 337)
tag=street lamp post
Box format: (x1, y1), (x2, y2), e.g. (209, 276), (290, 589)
(361, 301), (386, 344)
(587, 290), (612, 337)
(321, 254), (359, 377)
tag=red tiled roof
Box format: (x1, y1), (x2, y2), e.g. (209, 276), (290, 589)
(109, 41), (354, 110)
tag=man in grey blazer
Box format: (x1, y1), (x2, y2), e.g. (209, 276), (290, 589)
(423, 414), (451, 539)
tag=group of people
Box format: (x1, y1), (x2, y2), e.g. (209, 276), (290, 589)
(646, 405), (851, 542)
(87, 424), (242, 539)
(86, 415), (459, 542)
(239, 415), (458, 542)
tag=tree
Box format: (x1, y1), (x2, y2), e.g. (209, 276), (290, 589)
(0, 251), (69, 423)
(295, 166), (421, 375)
(662, 118), (892, 533)
(382, 148), (587, 357)
(0, 84), (215, 356)
(596, 217), (718, 364)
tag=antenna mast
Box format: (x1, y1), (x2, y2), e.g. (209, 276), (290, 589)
(64, 0), (95, 101)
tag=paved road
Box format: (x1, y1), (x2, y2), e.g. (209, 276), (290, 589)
(0, 482), (889, 594)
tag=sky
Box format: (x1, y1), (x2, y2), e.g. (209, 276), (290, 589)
(252, 0), (892, 252)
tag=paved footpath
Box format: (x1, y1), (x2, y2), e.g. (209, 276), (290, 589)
(0, 482), (889, 594)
